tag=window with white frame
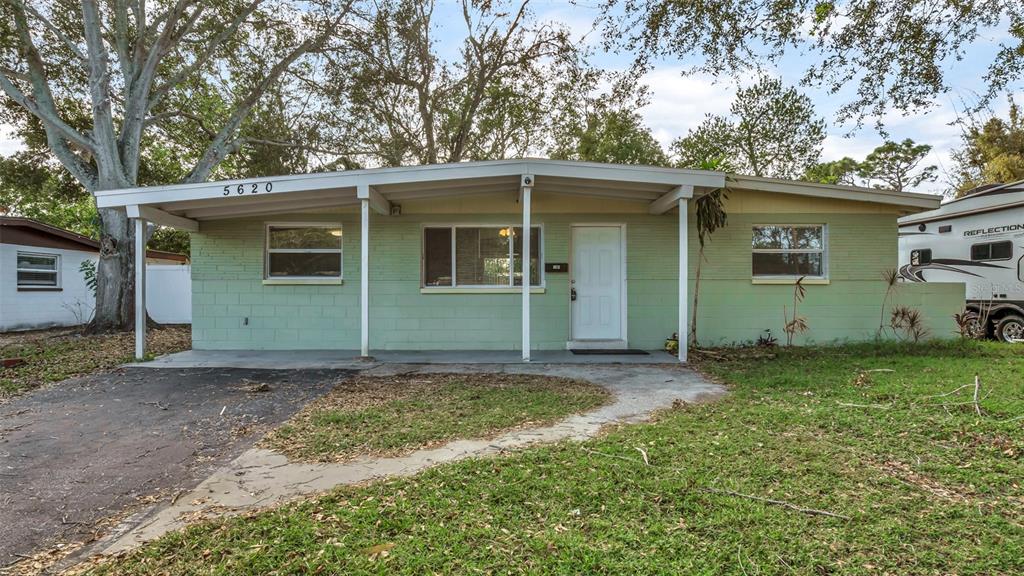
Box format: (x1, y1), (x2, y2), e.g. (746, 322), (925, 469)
(751, 225), (827, 278)
(265, 224), (343, 279)
(17, 252), (60, 288)
(423, 225), (542, 287)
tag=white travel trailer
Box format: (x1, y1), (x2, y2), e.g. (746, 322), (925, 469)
(898, 180), (1024, 342)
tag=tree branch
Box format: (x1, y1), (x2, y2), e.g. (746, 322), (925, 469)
(81, 0), (126, 185)
(3, 1), (95, 153)
(185, 35), (325, 183)
(20, 2), (89, 64)
(147, 0), (263, 110)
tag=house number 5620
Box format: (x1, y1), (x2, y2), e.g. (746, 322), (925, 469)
(223, 181), (273, 196)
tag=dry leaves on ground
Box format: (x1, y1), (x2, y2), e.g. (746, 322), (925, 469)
(0, 325), (191, 397)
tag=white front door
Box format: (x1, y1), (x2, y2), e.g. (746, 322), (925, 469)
(571, 226), (624, 341)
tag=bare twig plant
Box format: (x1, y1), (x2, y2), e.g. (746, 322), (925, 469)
(878, 268), (899, 337)
(783, 276), (808, 346)
(890, 306), (929, 342)
(953, 309), (983, 339)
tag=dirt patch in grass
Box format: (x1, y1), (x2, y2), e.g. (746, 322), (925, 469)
(0, 325), (191, 398)
(259, 373), (611, 463)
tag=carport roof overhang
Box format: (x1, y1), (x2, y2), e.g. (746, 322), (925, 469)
(95, 158), (942, 231)
(95, 159), (725, 230)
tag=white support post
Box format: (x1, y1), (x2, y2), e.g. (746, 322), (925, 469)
(521, 177), (532, 361)
(134, 217), (147, 361)
(678, 198), (688, 363)
(360, 197), (370, 358)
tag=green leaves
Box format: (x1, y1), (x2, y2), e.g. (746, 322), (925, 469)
(953, 96), (1024, 196)
(80, 259), (96, 296)
(801, 139), (937, 192)
(857, 139), (937, 192)
(673, 76), (826, 180)
(605, 0), (1021, 125)
(549, 109), (669, 166)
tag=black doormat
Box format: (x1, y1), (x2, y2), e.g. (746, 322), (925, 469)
(569, 349), (650, 355)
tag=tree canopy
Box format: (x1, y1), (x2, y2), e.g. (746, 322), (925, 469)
(603, 0), (1024, 125)
(314, 0), (618, 167)
(952, 98), (1024, 196)
(801, 139), (937, 192)
(672, 77), (826, 179)
(549, 109), (668, 166)
(857, 139), (937, 192)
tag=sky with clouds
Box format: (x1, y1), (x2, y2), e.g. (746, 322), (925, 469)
(1, 0), (1017, 195)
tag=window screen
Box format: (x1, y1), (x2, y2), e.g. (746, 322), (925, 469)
(266, 224), (342, 278)
(423, 227), (453, 286)
(17, 252), (59, 287)
(423, 226), (541, 287)
(911, 249), (932, 266)
(751, 225), (826, 277)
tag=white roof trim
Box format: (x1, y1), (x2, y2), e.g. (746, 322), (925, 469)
(898, 189), (1024, 225)
(731, 175), (942, 210)
(95, 159), (724, 209)
(93, 159), (942, 220)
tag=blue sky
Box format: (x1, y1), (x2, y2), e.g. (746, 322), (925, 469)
(1, 0), (1016, 195)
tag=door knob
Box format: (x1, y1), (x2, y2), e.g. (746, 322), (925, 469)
(571, 288), (577, 302)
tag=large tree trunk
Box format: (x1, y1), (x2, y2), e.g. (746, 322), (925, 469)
(90, 206), (136, 332)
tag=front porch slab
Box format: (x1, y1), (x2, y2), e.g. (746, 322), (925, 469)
(136, 348), (680, 369)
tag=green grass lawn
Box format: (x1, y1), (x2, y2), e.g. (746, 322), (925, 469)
(260, 373), (612, 462)
(86, 341), (1023, 575)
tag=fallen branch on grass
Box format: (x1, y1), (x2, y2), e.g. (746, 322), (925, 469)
(920, 384), (973, 399)
(701, 486), (851, 520)
(973, 375), (982, 417)
(837, 401), (892, 410)
(916, 375), (986, 416)
(580, 447), (850, 520)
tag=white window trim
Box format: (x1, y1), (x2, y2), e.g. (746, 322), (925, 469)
(264, 222), (343, 281)
(421, 223), (545, 290)
(16, 251), (61, 289)
(751, 224), (828, 280)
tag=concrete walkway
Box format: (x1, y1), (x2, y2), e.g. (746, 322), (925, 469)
(97, 362), (723, 556)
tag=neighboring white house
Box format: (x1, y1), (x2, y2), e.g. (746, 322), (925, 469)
(0, 217), (190, 331)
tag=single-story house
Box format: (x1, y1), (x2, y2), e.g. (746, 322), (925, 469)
(92, 159), (964, 361)
(0, 216), (189, 331)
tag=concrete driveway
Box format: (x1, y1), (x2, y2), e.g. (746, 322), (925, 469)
(0, 367), (350, 568)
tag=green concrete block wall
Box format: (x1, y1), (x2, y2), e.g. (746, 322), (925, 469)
(190, 210), (964, 350)
(688, 213), (965, 345)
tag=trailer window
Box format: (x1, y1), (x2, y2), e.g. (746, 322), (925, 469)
(910, 249), (932, 266)
(970, 241), (1012, 261)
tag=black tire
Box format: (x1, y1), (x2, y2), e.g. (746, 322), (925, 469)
(995, 315), (1024, 343)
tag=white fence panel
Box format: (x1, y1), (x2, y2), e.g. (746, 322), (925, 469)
(146, 265), (192, 324)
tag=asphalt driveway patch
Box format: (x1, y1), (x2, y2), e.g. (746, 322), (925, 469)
(0, 367), (350, 566)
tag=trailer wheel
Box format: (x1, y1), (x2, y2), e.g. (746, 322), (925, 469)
(995, 315), (1024, 343)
